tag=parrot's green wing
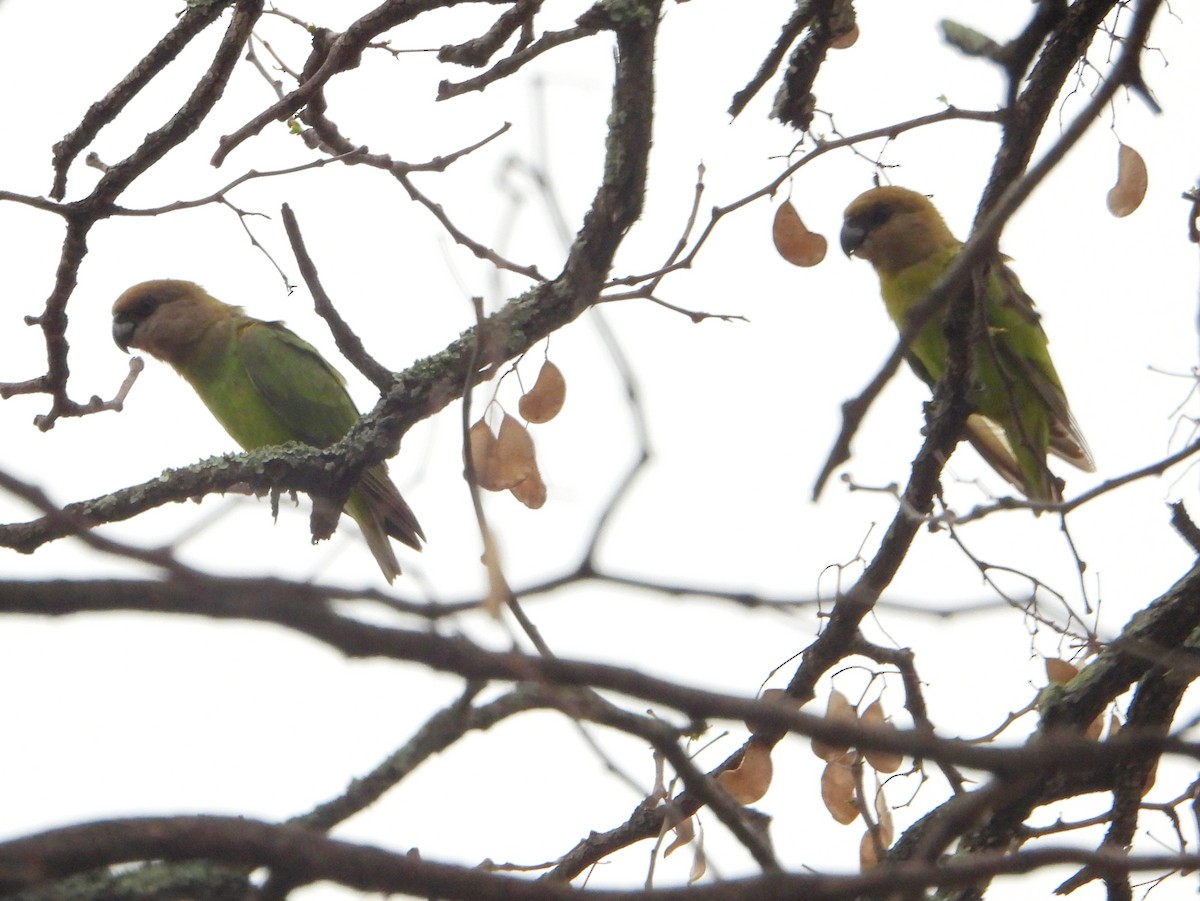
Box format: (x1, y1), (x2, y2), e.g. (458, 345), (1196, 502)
(236, 319), (360, 448)
(885, 257), (1093, 500)
(900, 334), (1033, 496)
(984, 264), (1095, 472)
(237, 319), (425, 559)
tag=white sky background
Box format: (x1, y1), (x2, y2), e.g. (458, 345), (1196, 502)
(0, 1), (1198, 898)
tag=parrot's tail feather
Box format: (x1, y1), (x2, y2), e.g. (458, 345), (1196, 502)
(344, 491), (403, 582)
(964, 414), (1062, 504)
(964, 415), (1025, 492)
(344, 467), (425, 582)
(361, 466), (425, 550)
(1050, 418), (1096, 473)
(363, 516), (403, 583)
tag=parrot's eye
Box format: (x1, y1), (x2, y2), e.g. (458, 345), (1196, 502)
(128, 295), (159, 320)
(864, 204), (893, 229)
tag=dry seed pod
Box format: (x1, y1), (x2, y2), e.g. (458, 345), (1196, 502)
(519, 361), (566, 424)
(716, 739), (773, 804)
(509, 462), (547, 509)
(830, 24), (859, 49)
(820, 751), (859, 825)
(873, 778), (894, 844)
(860, 699), (902, 774)
(663, 814), (694, 857)
(773, 200), (828, 267)
(1045, 658), (1079, 685)
(745, 687), (800, 734)
(1106, 144), (1147, 218)
(489, 413), (537, 490)
(481, 530), (507, 618)
(1142, 759), (1159, 796)
(860, 829), (881, 870)
(859, 780), (894, 870)
(468, 419), (504, 490)
(811, 689), (855, 761)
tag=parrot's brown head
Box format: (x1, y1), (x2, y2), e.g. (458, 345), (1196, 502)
(113, 279), (229, 366)
(840, 186), (959, 276)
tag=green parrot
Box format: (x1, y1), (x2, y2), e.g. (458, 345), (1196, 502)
(839, 186), (1094, 502)
(112, 279), (423, 580)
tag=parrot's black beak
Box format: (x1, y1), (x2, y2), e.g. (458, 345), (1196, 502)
(839, 220), (866, 257)
(112, 316), (135, 353)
